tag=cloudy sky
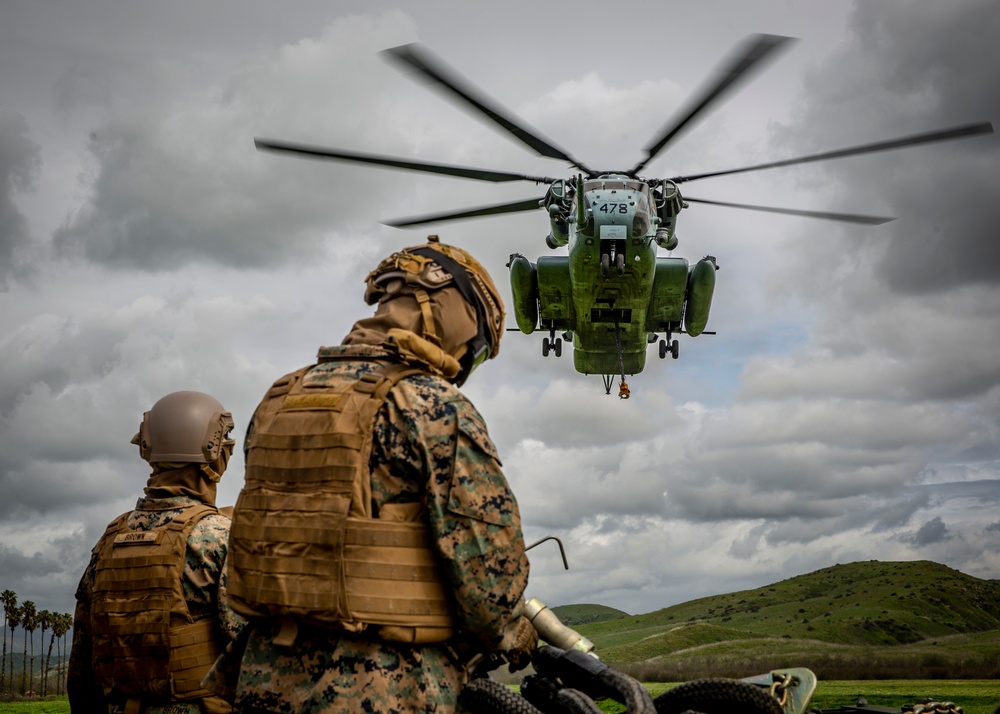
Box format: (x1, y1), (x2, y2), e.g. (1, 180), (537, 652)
(2, 0), (999, 628)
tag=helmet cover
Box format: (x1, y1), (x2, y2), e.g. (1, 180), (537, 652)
(364, 237), (505, 382)
(132, 391), (235, 464)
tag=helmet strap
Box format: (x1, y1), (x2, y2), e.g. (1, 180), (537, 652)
(199, 463), (224, 483)
(411, 286), (442, 347)
(199, 442), (232, 483)
(409, 247), (492, 385)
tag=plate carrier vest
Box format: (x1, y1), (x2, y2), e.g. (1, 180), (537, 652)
(228, 358), (459, 644)
(90, 503), (228, 711)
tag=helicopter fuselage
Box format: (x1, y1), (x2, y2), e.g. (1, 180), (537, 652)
(510, 174), (716, 378)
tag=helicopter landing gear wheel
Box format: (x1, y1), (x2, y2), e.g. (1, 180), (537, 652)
(543, 330), (562, 357)
(616, 252), (625, 275)
(601, 252), (610, 276)
(659, 339), (680, 359)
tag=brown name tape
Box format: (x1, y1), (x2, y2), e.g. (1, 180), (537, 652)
(113, 531), (161, 546)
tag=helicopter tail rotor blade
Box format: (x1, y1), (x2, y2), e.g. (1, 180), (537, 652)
(684, 196), (894, 224)
(631, 34), (795, 175)
(382, 44), (595, 176)
(385, 197), (545, 228)
(671, 121), (995, 183)
(254, 138), (557, 184)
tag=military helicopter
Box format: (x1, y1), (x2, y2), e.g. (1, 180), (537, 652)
(254, 36), (993, 397)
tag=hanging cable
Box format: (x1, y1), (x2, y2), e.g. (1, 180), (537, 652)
(614, 318), (629, 399)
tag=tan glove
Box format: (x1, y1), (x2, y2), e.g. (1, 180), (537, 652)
(505, 615), (538, 673)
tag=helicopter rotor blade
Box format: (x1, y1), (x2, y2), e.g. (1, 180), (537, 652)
(382, 43), (595, 176)
(631, 34), (795, 175)
(671, 121), (995, 183)
(254, 138), (557, 184)
(684, 196), (894, 224)
(385, 197), (545, 228)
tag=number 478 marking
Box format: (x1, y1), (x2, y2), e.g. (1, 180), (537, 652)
(598, 203), (629, 214)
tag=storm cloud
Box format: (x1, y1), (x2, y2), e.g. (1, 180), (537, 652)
(1, 0), (998, 618)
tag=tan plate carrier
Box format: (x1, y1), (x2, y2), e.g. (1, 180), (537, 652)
(228, 361), (458, 644)
(91, 504), (229, 712)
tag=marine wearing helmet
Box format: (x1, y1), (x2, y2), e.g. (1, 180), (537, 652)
(219, 238), (533, 714)
(69, 391), (246, 714)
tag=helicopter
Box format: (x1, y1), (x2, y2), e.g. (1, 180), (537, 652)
(254, 35), (993, 397)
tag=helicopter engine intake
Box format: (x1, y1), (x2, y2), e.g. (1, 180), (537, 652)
(544, 180), (573, 248)
(654, 180), (684, 250)
(657, 180), (684, 217)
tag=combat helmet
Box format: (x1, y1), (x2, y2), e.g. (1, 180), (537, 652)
(364, 236), (505, 385)
(131, 391), (235, 480)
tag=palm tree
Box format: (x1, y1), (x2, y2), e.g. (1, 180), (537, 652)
(19, 600), (36, 695)
(6, 603), (20, 695)
(1, 589), (16, 696)
(50, 612), (72, 696)
(64, 611), (74, 694)
(38, 610), (51, 695)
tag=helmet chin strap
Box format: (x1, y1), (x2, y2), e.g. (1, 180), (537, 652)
(410, 285), (443, 347)
(199, 463), (223, 483)
(199, 444), (232, 483)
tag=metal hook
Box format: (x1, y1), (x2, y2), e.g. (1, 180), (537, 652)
(525, 535), (569, 570)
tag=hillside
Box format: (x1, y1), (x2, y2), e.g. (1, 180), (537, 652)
(551, 603), (629, 626)
(569, 560), (1000, 679)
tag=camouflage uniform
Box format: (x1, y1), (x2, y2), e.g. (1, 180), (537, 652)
(70, 483), (247, 714)
(225, 343), (529, 714)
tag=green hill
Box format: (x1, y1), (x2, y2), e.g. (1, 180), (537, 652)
(550, 603), (629, 626)
(564, 560), (1000, 680)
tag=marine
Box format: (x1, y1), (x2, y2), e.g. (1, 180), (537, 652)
(69, 391), (247, 714)
(211, 238), (535, 713)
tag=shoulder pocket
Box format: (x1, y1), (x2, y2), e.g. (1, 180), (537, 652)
(457, 409), (501, 464)
(446, 410), (514, 528)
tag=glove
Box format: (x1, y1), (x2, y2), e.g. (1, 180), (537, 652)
(505, 615), (538, 673)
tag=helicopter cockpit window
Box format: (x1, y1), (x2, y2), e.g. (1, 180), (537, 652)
(632, 192), (651, 236)
(602, 181), (626, 190)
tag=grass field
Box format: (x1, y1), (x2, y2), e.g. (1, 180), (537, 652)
(4, 681), (997, 714)
(0, 700), (68, 714)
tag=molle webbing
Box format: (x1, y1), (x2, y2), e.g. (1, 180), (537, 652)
(229, 363), (458, 636)
(170, 618), (229, 698)
(91, 504), (222, 701)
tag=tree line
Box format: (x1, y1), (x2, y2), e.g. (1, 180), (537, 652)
(1, 589), (73, 698)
